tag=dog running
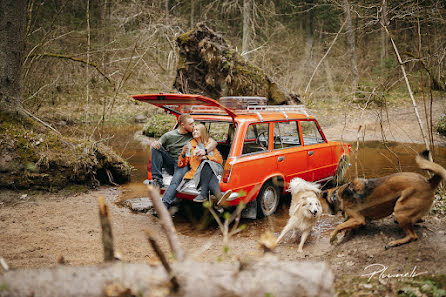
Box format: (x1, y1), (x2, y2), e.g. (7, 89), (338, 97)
(322, 150), (446, 248)
(276, 177), (322, 252)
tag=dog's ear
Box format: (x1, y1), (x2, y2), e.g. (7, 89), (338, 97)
(321, 191), (328, 199)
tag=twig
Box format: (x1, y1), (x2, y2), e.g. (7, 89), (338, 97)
(105, 169), (119, 186)
(145, 229), (179, 292)
(21, 108), (62, 136)
(98, 195), (115, 262)
(29, 52), (112, 84)
(146, 185), (185, 262)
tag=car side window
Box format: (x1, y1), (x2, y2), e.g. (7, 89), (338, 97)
(242, 123), (269, 155)
(202, 121), (232, 142)
(273, 121), (301, 150)
(301, 121), (325, 145)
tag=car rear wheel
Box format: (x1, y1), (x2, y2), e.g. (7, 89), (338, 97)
(257, 181), (280, 217)
(332, 156), (349, 186)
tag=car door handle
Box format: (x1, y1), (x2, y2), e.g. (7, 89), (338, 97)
(278, 156), (285, 162)
(308, 151), (314, 156)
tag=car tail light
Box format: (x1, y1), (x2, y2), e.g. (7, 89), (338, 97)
(147, 156), (152, 180)
(222, 158), (234, 183)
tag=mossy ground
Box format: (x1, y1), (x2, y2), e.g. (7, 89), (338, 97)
(335, 275), (446, 297)
(0, 111), (132, 191)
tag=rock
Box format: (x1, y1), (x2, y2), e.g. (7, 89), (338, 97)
(124, 197), (153, 212)
(134, 114), (147, 123)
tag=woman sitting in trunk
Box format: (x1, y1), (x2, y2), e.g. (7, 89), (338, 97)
(177, 123), (232, 204)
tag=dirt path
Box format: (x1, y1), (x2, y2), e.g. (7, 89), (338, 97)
(1, 100), (446, 292)
(1, 186), (445, 280)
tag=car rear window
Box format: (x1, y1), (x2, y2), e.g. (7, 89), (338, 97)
(301, 121), (325, 145)
(273, 121), (301, 150)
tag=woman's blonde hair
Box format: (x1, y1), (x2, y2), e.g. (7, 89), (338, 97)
(195, 123), (209, 144)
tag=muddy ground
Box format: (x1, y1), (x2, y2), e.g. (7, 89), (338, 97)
(1, 99), (446, 294)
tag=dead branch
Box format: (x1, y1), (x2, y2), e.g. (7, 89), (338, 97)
(145, 229), (179, 292)
(29, 52), (112, 84)
(146, 185), (185, 262)
(21, 108), (62, 137)
(98, 195), (115, 262)
(0, 260), (334, 297)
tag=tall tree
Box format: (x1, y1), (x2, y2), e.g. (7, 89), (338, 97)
(242, 0), (251, 59)
(343, 0), (358, 97)
(0, 0), (27, 115)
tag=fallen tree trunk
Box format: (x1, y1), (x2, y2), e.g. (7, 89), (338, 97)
(0, 260), (334, 297)
(174, 23), (301, 105)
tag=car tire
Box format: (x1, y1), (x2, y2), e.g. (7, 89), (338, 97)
(332, 156), (349, 187)
(257, 181), (280, 218)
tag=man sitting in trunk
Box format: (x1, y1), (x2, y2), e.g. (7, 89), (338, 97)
(150, 114), (217, 211)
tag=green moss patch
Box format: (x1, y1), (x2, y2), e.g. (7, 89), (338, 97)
(142, 113), (177, 138)
(335, 275), (446, 297)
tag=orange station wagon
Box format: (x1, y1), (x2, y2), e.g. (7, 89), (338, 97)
(132, 93), (351, 217)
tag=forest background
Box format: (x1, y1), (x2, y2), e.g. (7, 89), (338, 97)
(19, 0), (446, 132)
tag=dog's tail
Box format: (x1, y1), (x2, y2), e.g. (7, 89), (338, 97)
(289, 177), (321, 196)
(416, 150), (446, 189)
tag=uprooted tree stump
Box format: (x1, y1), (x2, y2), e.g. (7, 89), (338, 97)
(174, 23), (301, 105)
(0, 112), (131, 190)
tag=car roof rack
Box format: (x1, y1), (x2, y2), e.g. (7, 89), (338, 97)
(247, 105), (309, 119)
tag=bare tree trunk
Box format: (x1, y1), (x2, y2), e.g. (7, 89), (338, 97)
(380, 0), (388, 66)
(0, 0), (27, 115)
(190, 0), (195, 28)
(304, 7), (314, 71)
(383, 24), (431, 157)
(85, 0), (91, 138)
(343, 0), (358, 97)
(165, 0), (169, 22)
(324, 60), (335, 93)
(242, 0), (251, 59)
(101, 0), (111, 72)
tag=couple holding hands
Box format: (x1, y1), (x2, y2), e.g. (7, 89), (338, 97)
(150, 114), (232, 211)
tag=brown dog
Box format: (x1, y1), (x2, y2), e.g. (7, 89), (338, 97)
(321, 150), (445, 248)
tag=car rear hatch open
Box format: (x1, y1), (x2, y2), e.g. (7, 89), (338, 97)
(131, 93), (237, 125)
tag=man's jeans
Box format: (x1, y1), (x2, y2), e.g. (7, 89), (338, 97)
(151, 147), (189, 208)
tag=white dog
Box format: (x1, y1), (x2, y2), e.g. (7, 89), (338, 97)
(276, 177), (322, 252)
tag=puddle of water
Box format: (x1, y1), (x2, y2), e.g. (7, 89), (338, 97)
(106, 126), (446, 240)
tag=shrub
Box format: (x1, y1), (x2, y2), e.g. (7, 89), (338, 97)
(142, 114), (177, 138)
